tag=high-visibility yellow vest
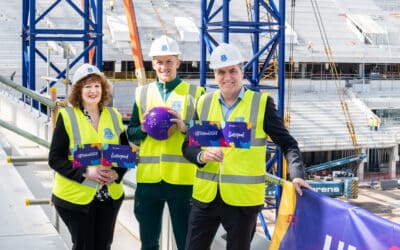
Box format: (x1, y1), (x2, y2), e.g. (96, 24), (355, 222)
(193, 90), (268, 206)
(136, 81), (204, 184)
(52, 106), (125, 205)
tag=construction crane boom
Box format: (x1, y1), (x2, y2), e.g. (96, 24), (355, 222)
(123, 0), (146, 86)
(310, 0), (361, 157)
(306, 153), (367, 173)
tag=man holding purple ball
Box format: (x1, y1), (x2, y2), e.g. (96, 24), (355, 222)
(127, 35), (204, 250)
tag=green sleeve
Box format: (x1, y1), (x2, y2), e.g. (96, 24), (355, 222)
(126, 102), (147, 144)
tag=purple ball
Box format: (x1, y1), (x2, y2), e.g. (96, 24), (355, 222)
(144, 107), (177, 140)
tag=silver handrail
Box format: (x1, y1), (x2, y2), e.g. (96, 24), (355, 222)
(0, 118), (50, 148)
(0, 74), (55, 109)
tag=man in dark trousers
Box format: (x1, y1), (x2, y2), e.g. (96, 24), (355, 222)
(182, 43), (312, 250)
(127, 35), (204, 250)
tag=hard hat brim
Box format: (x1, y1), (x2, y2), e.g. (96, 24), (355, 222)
(73, 72), (103, 85)
(149, 52), (181, 57)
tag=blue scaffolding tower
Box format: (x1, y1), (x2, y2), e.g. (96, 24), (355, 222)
(22, 0), (103, 103)
(199, 0), (287, 239)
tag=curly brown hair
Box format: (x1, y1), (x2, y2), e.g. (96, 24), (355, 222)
(68, 74), (112, 110)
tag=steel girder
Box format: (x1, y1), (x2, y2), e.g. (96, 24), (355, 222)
(199, 0), (287, 227)
(22, 0), (103, 101)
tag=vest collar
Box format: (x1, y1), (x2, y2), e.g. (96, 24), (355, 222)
(218, 86), (245, 107)
(156, 76), (181, 93)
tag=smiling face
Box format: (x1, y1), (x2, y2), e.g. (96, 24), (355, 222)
(81, 75), (102, 108)
(214, 64), (244, 103)
(152, 55), (181, 83)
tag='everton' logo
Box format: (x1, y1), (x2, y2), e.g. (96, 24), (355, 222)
(104, 128), (114, 139)
(220, 54), (228, 62)
(171, 101), (182, 112)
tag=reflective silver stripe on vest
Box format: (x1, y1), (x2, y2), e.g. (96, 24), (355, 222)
(199, 93), (213, 121)
(161, 154), (191, 163)
(139, 156), (160, 164)
(140, 155), (190, 164)
(82, 178), (98, 188)
(221, 174), (265, 184)
(65, 107), (81, 145)
(184, 85), (198, 124)
(196, 170), (265, 184)
(196, 170), (219, 182)
(107, 107), (121, 141)
(248, 92), (266, 146)
(188, 84), (197, 98)
(139, 85), (150, 114)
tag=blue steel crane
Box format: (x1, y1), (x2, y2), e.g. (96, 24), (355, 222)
(200, 0), (287, 184)
(199, 0), (287, 240)
(22, 0), (104, 106)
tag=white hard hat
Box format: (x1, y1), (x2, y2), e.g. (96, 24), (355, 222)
(72, 63), (103, 85)
(209, 43), (243, 69)
(148, 35), (181, 57)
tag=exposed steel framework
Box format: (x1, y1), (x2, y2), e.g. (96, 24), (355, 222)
(199, 0), (287, 239)
(22, 0), (103, 101)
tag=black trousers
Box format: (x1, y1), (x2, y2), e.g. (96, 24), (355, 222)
(185, 193), (260, 250)
(55, 197), (123, 250)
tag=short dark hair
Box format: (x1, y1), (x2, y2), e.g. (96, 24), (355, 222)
(68, 74), (112, 110)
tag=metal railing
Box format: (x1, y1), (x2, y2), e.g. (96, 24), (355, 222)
(0, 75), (55, 109)
(0, 119), (50, 148)
(0, 74), (328, 248)
(0, 73), (62, 139)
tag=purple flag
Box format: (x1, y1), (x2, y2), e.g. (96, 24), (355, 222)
(271, 182), (400, 250)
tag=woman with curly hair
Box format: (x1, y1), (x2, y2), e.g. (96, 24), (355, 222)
(48, 63), (129, 250)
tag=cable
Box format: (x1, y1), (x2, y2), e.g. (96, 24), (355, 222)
(310, 0), (361, 173)
(150, 0), (169, 36)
